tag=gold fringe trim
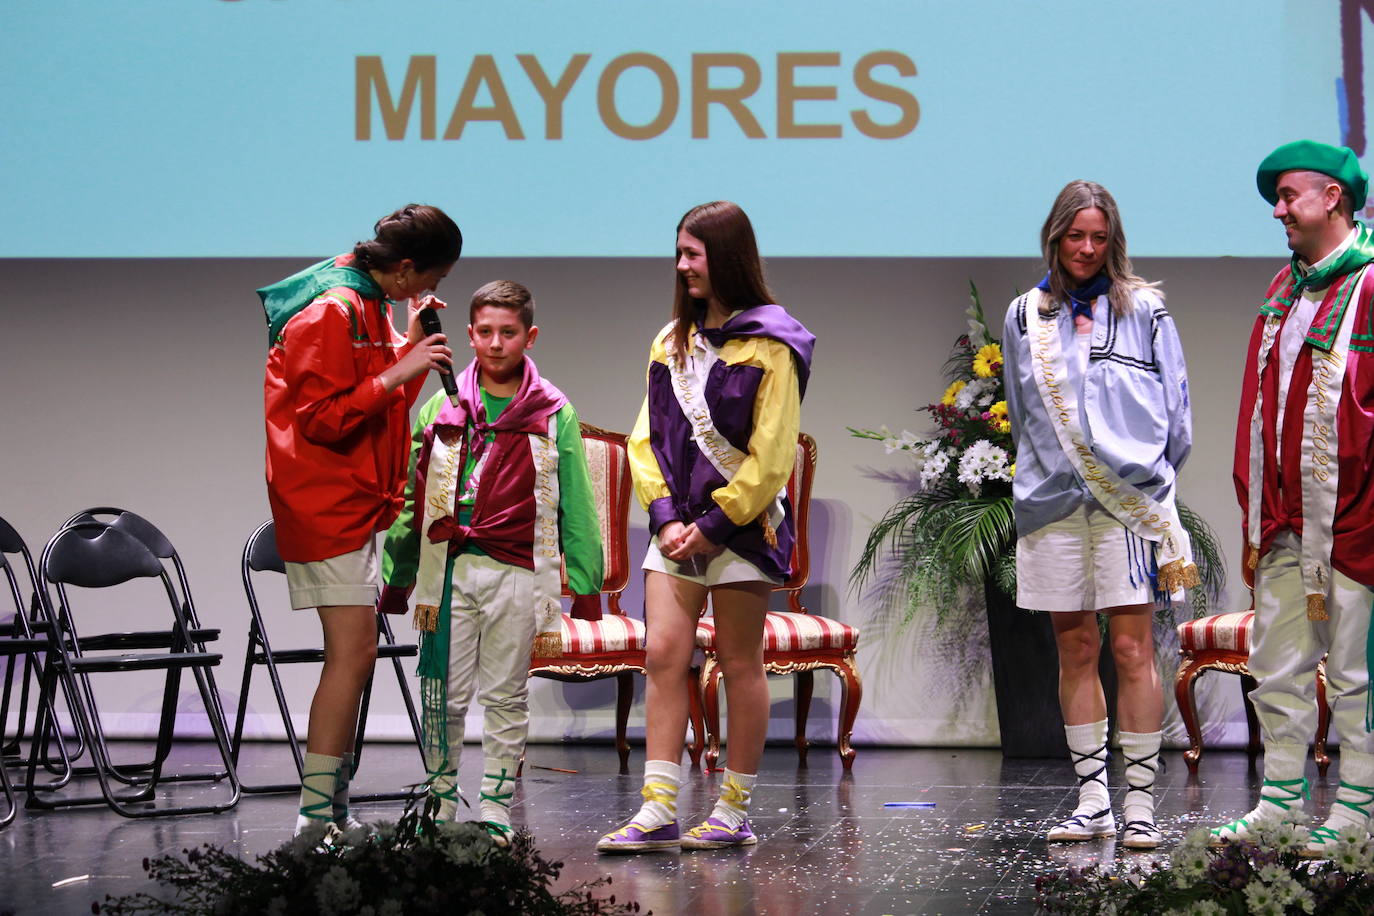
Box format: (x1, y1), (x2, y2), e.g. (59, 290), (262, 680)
(759, 512), (778, 550)
(531, 631), (562, 658)
(413, 604), (439, 633)
(1307, 594), (1328, 622)
(1157, 560), (1201, 594)
(1247, 548), (1259, 571)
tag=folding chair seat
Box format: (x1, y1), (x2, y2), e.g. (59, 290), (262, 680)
(231, 519), (426, 799)
(0, 516), (73, 787)
(694, 433), (862, 771)
(1175, 544), (1330, 775)
(528, 423), (651, 775)
(26, 522), (240, 816)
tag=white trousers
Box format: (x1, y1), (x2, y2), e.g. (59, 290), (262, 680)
(439, 553), (537, 763)
(1250, 534), (1374, 760)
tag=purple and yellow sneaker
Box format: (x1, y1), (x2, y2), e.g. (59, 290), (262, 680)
(595, 820), (681, 854)
(680, 816), (758, 850)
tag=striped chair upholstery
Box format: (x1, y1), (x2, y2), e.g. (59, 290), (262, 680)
(1178, 611), (1254, 654)
(694, 433), (861, 771)
(696, 612), (858, 654)
(1175, 578), (1329, 775)
(529, 423), (646, 775)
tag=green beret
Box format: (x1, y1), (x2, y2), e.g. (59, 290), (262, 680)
(1257, 140), (1368, 210)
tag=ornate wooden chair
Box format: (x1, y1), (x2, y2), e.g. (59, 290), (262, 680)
(693, 432), (861, 771)
(528, 423), (648, 775)
(1175, 545), (1329, 775)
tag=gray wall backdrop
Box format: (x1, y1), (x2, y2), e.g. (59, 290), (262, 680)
(1, 255), (1279, 750)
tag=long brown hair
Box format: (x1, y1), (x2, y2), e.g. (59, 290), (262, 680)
(671, 201), (775, 360)
(1039, 180), (1158, 316)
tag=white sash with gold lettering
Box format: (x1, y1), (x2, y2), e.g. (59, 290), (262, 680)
(1027, 291), (1199, 593)
(529, 415), (563, 657)
(1246, 313), (1283, 583)
(413, 426), (468, 621)
(660, 323), (784, 532)
(1299, 271), (1361, 620)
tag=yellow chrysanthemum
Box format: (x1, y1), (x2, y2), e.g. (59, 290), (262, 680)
(988, 400), (1008, 420)
(1009, 462), (1016, 477)
(972, 343), (1003, 378)
(941, 380), (967, 406)
(996, 418), (1011, 434)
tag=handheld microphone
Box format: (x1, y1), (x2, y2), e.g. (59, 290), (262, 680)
(418, 307), (460, 407)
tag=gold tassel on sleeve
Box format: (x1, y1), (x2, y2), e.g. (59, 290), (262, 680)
(758, 512), (778, 550)
(1157, 559), (1201, 594)
(1307, 594), (1329, 622)
(531, 631), (562, 658)
(413, 604), (439, 633)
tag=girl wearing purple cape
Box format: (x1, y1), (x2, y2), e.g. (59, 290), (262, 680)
(598, 201), (815, 853)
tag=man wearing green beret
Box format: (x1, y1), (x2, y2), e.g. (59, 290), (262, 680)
(1216, 140), (1374, 857)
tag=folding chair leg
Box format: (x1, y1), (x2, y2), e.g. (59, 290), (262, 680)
(347, 672), (422, 804)
(0, 652), (19, 758)
(229, 639), (256, 768)
(379, 614), (428, 773)
(0, 737), (17, 828)
(235, 641), (310, 795)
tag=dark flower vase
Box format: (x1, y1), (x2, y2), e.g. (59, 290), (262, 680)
(984, 584), (1117, 758)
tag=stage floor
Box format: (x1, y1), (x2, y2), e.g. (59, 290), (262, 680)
(0, 743), (1324, 914)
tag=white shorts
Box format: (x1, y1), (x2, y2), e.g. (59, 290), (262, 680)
(1015, 504), (1155, 613)
(642, 542), (781, 587)
(284, 540), (378, 610)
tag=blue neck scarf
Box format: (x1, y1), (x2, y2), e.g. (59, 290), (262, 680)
(1038, 272), (1111, 321)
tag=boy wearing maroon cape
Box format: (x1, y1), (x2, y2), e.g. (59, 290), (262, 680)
(380, 280), (602, 844)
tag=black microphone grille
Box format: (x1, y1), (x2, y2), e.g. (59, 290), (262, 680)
(418, 307), (444, 336)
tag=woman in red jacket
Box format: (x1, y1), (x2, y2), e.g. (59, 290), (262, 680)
(259, 203), (462, 836)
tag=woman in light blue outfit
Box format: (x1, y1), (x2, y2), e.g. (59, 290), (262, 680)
(1002, 180), (1193, 850)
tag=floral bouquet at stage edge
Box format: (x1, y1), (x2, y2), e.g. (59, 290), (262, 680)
(849, 284), (1222, 628)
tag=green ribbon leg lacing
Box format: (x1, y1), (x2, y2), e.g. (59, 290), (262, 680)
(1211, 776), (1308, 840)
(298, 764), (339, 821)
(1308, 782), (1374, 848)
(481, 766), (516, 840)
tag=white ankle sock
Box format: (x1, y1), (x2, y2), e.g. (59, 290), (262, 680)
(1064, 719), (1110, 817)
(295, 752), (340, 834)
(709, 769), (756, 829)
(332, 751), (356, 825)
(480, 757), (518, 829)
(1253, 744), (1308, 822)
(425, 742), (461, 822)
(1324, 749), (1374, 836)
(632, 759), (680, 829)
(1118, 730), (1161, 828)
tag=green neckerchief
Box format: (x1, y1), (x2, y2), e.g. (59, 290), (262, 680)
(1262, 224), (1374, 350)
(1292, 223), (1374, 295)
(256, 256), (385, 347)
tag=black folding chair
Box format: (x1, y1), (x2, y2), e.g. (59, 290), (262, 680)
(231, 520), (426, 799)
(26, 522), (240, 817)
(0, 516), (74, 789)
(60, 508), (229, 785)
(0, 630), (51, 828)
